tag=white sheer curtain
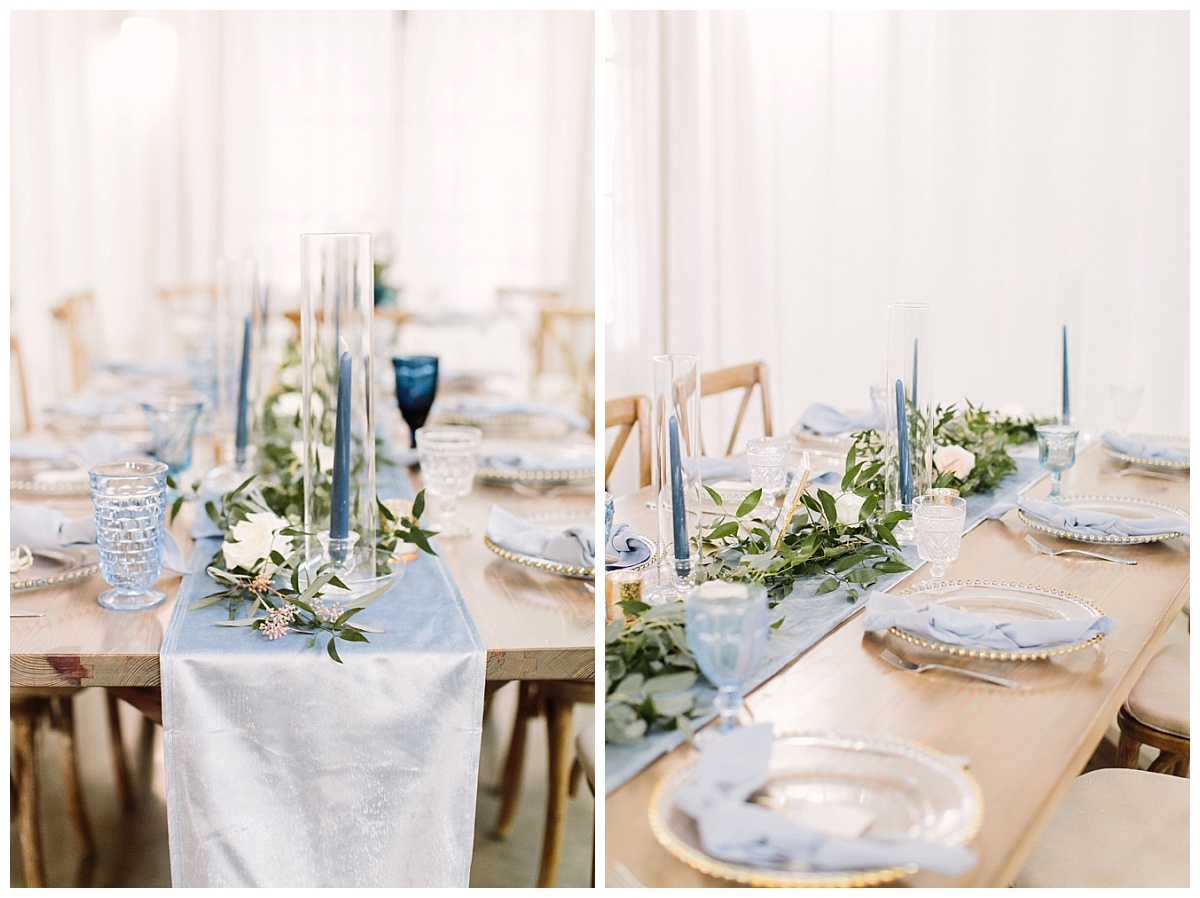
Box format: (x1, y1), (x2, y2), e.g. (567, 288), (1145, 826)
(10, 10), (593, 415)
(608, 10), (1188, 472)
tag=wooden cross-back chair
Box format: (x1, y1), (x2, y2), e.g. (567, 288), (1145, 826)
(699, 361), (774, 457)
(11, 334), (32, 434)
(605, 394), (652, 489)
(49, 291), (96, 392)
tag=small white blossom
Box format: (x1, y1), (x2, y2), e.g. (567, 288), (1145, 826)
(933, 444), (977, 480)
(290, 441), (335, 472)
(222, 512), (294, 572)
(834, 491), (866, 524)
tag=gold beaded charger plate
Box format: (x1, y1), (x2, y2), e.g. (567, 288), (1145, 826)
(11, 547), (100, 593)
(483, 509), (595, 580)
(1017, 494), (1187, 546)
(475, 442), (594, 487)
(604, 534), (657, 574)
(10, 459), (92, 497)
(648, 731), (983, 888)
(1099, 433), (1189, 473)
(890, 579), (1108, 660)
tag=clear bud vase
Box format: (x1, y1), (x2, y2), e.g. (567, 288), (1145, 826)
(204, 257), (260, 492)
(299, 233), (378, 588)
(883, 303), (934, 546)
(648, 353), (703, 602)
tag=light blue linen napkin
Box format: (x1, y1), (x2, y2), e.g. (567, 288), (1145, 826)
(486, 505), (594, 568)
(986, 496), (1189, 538)
(673, 724), (977, 875)
(479, 450), (594, 473)
(11, 431), (148, 467)
(46, 396), (128, 418)
(10, 502), (188, 572)
(437, 398), (589, 432)
(1102, 432), (1189, 464)
(861, 591), (1116, 650)
(606, 524), (652, 570)
(795, 404), (882, 436)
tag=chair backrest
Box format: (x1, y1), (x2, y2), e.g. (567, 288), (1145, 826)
(11, 334), (32, 434)
(50, 291), (95, 392)
(699, 361), (774, 457)
(605, 394), (652, 489)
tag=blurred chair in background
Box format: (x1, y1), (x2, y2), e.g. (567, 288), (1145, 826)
(50, 292), (97, 393)
(604, 394), (652, 490)
(12, 333), (33, 434)
(699, 360), (773, 457)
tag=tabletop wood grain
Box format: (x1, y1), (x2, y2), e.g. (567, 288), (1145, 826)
(603, 443), (1189, 887)
(10, 420), (598, 687)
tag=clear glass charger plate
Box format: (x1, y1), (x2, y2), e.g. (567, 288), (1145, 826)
(475, 442), (594, 487)
(11, 546), (100, 593)
(483, 509), (595, 580)
(605, 534), (657, 574)
(648, 731), (983, 888)
(1099, 433), (1189, 472)
(1017, 494), (1188, 545)
(10, 459), (92, 497)
(890, 579), (1109, 660)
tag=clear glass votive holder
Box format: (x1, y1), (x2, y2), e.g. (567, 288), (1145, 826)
(605, 569), (644, 622)
(88, 460), (169, 611)
(140, 394), (207, 477)
(644, 551), (700, 605)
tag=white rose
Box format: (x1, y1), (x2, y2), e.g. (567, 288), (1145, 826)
(382, 497), (414, 524)
(279, 364), (302, 389)
(834, 491), (866, 524)
(933, 444), (976, 480)
(222, 511), (294, 571)
(290, 441), (335, 471)
(274, 391), (303, 420)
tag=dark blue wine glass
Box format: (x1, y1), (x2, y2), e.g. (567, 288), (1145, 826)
(393, 355), (439, 448)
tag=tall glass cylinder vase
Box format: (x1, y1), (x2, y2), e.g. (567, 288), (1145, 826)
(649, 353), (703, 601)
(300, 233), (378, 586)
(204, 258), (260, 491)
(883, 303), (934, 545)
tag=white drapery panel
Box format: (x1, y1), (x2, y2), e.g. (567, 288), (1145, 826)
(10, 11), (594, 415)
(607, 10), (1188, 489)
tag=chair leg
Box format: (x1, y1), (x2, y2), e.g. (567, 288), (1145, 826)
(537, 693), (574, 888)
(1115, 730), (1142, 769)
(495, 681), (538, 838)
(568, 756), (583, 798)
(13, 702), (47, 887)
(105, 692), (134, 810)
(51, 697), (94, 860)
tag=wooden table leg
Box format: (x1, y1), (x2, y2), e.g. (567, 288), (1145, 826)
(12, 701), (46, 887)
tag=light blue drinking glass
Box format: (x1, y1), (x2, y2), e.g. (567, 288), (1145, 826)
(1035, 424), (1079, 502)
(140, 394), (207, 476)
(604, 491), (615, 547)
(686, 580), (768, 735)
(88, 460), (169, 610)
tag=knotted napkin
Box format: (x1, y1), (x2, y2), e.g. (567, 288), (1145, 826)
(795, 404), (881, 436)
(11, 431), (148, 468)
(987, 496), (1189, 538)
(606, 524), (652, 570)
(486, 505), (594, 568)
(674, 724), (977, 875)
(10, 503), (188, 573)
(1102, 433), (1189, 464)
(861, 591), (1116, 651)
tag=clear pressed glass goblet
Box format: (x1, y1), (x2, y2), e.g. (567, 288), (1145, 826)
(746, 436), (790, 509)
(686, 580), (768, 737)
(393, 355), (439, 448)
(912, 494), (967, 585)
(88, 460), (169, 610)
(415, 425), (481, 537)
(1035, 424), (1079, 501)
(1108, 381), (1144, 435)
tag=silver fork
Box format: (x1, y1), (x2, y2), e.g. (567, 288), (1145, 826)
(606, 862), (647, 888)
(1107, 466), (1187, 482)
(880, 649), (1022, 689)
(1024, 534), (1137, 565)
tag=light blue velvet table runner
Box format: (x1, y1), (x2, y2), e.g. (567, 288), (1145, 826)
(161, 473), (486, 886)
(604, 454), (1044, 794)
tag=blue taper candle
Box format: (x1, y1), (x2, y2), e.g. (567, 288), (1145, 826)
(895, 379), (912, 506)
(330, 351), (352, 540)
(1061, 324), (1070, 423)
(669, 415), (689, 561)
(234, 315), (251, 466)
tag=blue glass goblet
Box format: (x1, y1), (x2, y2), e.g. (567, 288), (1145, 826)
(686, 580), (768, 737)
(393, 355), (439, 448)
(88, 461), (169, 610)
(140, 394), (207, 477)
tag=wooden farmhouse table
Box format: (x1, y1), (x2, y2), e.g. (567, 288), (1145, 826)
(604, 441), (1189, 887)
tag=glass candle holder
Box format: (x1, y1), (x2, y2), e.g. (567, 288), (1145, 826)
(883, 303), (934, 545)
(89, 461), (169, 610)
(300, 233), (378, 582)
(204, 257), (260, 491)
(649, 354), (702, 602)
